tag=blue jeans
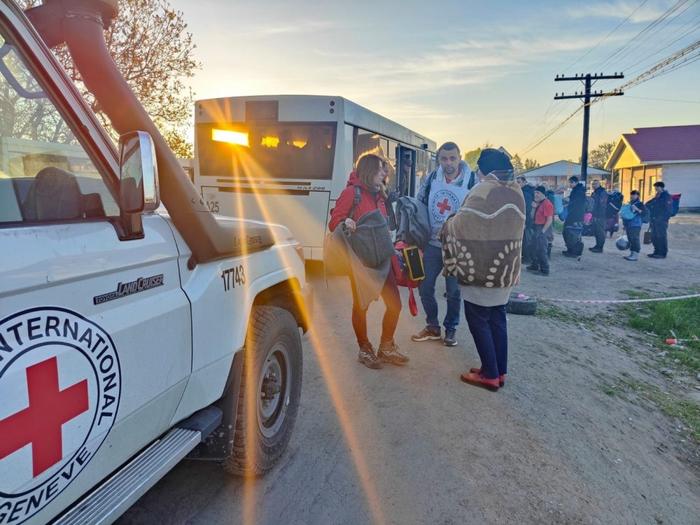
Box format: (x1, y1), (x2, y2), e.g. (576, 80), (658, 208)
(418, 244), (460, 331)
(463, 301), (508, 380)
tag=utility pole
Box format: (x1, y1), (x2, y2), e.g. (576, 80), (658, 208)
(554, 73), (624, 183)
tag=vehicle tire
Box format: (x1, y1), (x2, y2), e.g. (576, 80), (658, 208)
(223, 305), (302, 476)
(506, 292), (537, 316)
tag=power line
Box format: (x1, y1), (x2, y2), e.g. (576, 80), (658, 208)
(597, 0), (693, 70)
(625, 95), (700, 103)
(585, 39), (700, 112)
(522, 106), (583, 155)
(522, 38), (700, 157)
(617, 38), (700, 90)
(643, 50), (700, 79)
(553, 73), (624, 181)
(536, 1), (651, 138)
(614, 0), (699, 72)
(566, 0), (650, 71)
(525, 1), (653, 146)
(623, 15), (700, 74)
(524, 98), (576, 148)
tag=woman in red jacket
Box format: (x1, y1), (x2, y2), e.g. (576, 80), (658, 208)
(329, 153), (408, 369)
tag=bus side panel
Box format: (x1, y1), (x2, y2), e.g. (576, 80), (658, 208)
(200, 185), (330, 259)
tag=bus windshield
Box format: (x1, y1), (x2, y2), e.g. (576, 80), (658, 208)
(197, 122), (336, 180)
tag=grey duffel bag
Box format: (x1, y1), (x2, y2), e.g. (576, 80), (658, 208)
(347, 209), (394, 269)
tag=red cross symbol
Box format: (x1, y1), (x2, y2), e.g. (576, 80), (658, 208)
(0, 357), (89, 477)
(437, 198), (452, 215)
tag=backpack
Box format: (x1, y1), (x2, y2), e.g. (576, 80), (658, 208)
(419, 170), (437, 206)
(620, 204), (636, 221)
(671, 193), (681, 217)
(606, 191), (623, 218)
(395, 196), (431, 248)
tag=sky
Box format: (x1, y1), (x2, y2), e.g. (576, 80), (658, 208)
(170, 0), (700, 164)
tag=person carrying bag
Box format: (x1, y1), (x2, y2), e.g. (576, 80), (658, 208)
(328, 153), (408, 369)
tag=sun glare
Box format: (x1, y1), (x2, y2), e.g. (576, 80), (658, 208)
(260, 135), (280, 148)
(227, 150), (387, 525)
(212, 128), (250, 147)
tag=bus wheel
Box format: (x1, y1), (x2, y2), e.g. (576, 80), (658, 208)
(224, 306), (302, 476)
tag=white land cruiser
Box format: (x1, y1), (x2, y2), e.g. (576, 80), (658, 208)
(0, 1), (312, 524)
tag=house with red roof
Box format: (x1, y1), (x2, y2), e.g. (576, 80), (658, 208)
(606, 125), (700, 209)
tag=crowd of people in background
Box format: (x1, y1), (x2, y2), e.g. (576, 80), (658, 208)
(515, 174), (677, 272)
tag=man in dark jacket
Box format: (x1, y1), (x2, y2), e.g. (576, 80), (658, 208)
(517, 176), (535, 264)
(589, 179), (608, 253)
(646, 181), (673, 259)
(562, 176), (586, 257)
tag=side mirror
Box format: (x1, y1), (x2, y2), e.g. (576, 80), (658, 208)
(117, 131), (159, 240)
(119, 130), (159, 213)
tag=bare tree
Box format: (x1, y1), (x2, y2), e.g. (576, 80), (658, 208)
(585, 141), (616, 170)
(524, 158), (540, 171)
(16, 0), (199, 157)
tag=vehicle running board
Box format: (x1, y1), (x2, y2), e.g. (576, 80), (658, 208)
(54, 428), (201, 525)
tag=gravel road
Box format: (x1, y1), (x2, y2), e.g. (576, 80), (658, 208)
(119, 215), (700, 525)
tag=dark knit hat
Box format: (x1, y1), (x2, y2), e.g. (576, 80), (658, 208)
(535, 185), (547, 195)
(477, 148), (513, 176)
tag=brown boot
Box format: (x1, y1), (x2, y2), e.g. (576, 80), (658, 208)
(377, 340), (409, 366)
(358, 343), (383, 369)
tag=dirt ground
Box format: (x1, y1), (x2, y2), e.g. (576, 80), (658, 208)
(120, 214), (700, 525)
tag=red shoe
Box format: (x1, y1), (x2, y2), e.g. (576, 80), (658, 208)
(469, 368), (506, 387)
(460, 371), (500, 391)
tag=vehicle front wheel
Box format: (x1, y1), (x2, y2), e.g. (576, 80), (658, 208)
(223, 305), (302, 476)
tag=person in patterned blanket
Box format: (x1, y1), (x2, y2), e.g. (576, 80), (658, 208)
(441, 148), (525, 391)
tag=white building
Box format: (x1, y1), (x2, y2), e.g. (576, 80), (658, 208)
(519, 160), (610, 190)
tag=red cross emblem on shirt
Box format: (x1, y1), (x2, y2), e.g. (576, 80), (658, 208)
(437, 198), (452, 215)
(0, 357), (89, 477)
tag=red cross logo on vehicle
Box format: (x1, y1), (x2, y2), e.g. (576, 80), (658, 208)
(0, 307), (121, 523)
(437, 198), (452, 215)
(0, 357), (89, 477)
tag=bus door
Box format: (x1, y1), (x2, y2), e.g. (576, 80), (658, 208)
(396, 146), (416, 197)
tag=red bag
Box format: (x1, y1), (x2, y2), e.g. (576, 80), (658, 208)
(391, 241), (424, 316)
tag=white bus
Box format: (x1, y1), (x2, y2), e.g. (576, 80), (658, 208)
(193, 95), (436, 260)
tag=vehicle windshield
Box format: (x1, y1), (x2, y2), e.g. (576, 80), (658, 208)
(196, 122), (336, 180)
(0, 30), (118, 223)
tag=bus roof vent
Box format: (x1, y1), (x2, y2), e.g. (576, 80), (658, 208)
(246, 101), (278, 121)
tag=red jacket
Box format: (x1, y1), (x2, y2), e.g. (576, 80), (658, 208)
(534, 198), (554, 225)
(329, 171), (388, 232)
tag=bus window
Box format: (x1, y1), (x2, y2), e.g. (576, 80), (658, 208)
(354, 128), (381, 162)
(380, 138), (389, 159)
(196, 122), (336, 180)
(416, 150), (429, 184)
(387, 140), (398, 161)
(396, 147), (416, 197)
